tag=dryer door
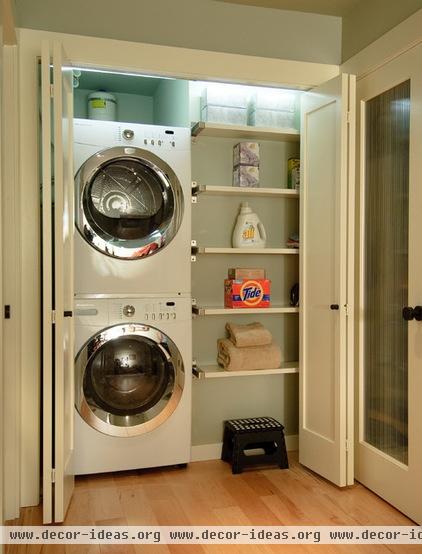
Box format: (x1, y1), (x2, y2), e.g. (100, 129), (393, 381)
(75, 324), (184, 436)
(75, 147), (184, 260)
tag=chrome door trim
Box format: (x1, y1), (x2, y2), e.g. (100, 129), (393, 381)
(75, 323), (185, 437)
(75, 146), (184, 260)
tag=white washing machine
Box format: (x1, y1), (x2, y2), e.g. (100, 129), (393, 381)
(72, 296), (192, 475)
(73, 119), (191, 296)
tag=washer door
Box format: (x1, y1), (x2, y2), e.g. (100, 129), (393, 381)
(75, 324), (184, 437)
(75, 147), (184, 260)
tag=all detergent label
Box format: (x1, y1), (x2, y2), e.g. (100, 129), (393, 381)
(224, 279), (271, 308)
(242, 224), (256, 242)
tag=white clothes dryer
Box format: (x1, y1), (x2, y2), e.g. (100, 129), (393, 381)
(72, 296), (192, 475)
(73, 119), (191, 296)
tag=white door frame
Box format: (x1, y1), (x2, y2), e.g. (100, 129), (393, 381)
(0, 12), (4, 537)
(1, 0), (20, 524)
(1, 43), (21, 522)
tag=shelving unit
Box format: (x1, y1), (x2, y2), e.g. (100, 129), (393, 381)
(192, 305), (299, 316)
(191, 121), (300, 142)
(193, 184), (299, 198)
(191, 115), (300, 389)
(193, 361), (299, 379)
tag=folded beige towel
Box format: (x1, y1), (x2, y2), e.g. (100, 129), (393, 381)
(217, 338), (282, 371)
(225, 321), (272, 348)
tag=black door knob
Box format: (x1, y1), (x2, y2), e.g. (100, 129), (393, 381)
(414, 306), (422, 321)
(330, 304), (339, 310)
(403, 307), (415, 321)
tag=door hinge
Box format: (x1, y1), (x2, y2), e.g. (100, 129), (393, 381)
(4, 305), (11, 319)
(51, 468), (56, 483)
(50, 84), (54, 98)
(344, 304), (350, 316)
(191, 239), (198, 262)
(51, 310), (56, 324)
(346, 110), (351, 124)
(191, 181), (199, 203)
(345, 439), (352, 452)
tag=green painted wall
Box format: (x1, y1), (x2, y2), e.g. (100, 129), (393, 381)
(342, 0), (422, 61)
(191, 134), (300, 445)
(15, 0), (342, 64)
(154, 79), (190, 127)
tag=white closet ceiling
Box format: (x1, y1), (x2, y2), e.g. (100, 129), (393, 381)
(216, 0), (361, 16)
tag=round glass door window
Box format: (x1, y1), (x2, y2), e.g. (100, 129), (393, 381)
(75, 324), (185, 437)
(75, 147), (184, 260)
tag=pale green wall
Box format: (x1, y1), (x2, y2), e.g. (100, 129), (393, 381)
(15, 0), (342, 64)
(342, 0), (422, 61)
(192, 375), (298, 445)
(154, 79), (190, 127)
(191, 134), (300, 445)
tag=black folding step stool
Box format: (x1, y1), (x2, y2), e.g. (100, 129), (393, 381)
(221, 417), (289, 474)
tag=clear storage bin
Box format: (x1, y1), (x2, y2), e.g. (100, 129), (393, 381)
(252, 89), (298, 112)
(248, 108), (296, 130)
(201, 105), (248, 125)
(201, 86), (250, 109)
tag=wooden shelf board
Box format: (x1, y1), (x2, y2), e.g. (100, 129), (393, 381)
(196, 184), (299, 198)
(193, 305), (299, 315)
(193, 361), (299, 379)
(191, 121), (300, 142)
(197, 247), (299, 255)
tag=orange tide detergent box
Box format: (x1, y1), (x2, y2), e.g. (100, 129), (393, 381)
(224, 279), (271, 308)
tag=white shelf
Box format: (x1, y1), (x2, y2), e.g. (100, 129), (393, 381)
(196, 247), (299, 255)
(191, 121), (300, 142)
(193, 305), (299, 316)
(193, 361), (299, 379)
(194, 184), (299, 198)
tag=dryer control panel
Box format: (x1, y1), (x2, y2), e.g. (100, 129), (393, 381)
(73, 118), (190, 151)
(75, 297), (191, 326)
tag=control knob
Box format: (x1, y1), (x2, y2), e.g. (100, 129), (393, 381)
(122, 129), (134, 140)
(123, 304), (136, 317)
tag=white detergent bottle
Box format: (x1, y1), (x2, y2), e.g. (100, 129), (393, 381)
(232, 202), (267, 248)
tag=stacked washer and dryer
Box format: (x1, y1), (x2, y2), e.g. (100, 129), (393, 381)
(72, 119), (192, 475)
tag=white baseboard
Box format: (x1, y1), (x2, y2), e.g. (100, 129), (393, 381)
(191, 434), (298, 462)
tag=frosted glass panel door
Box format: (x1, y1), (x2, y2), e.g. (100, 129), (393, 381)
(364, 81), (409, 464)
(357, 43), (422, 525)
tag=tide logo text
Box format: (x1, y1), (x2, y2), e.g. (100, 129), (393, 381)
(240, 280), (264, 306)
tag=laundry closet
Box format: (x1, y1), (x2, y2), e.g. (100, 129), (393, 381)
(16, 29), (357, 525)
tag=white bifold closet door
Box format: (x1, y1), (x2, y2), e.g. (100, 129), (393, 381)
(299, 74), (356, 487)
(41, 41), (75, 524)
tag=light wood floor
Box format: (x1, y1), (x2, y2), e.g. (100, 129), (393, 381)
(6, 453), (418, 553)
